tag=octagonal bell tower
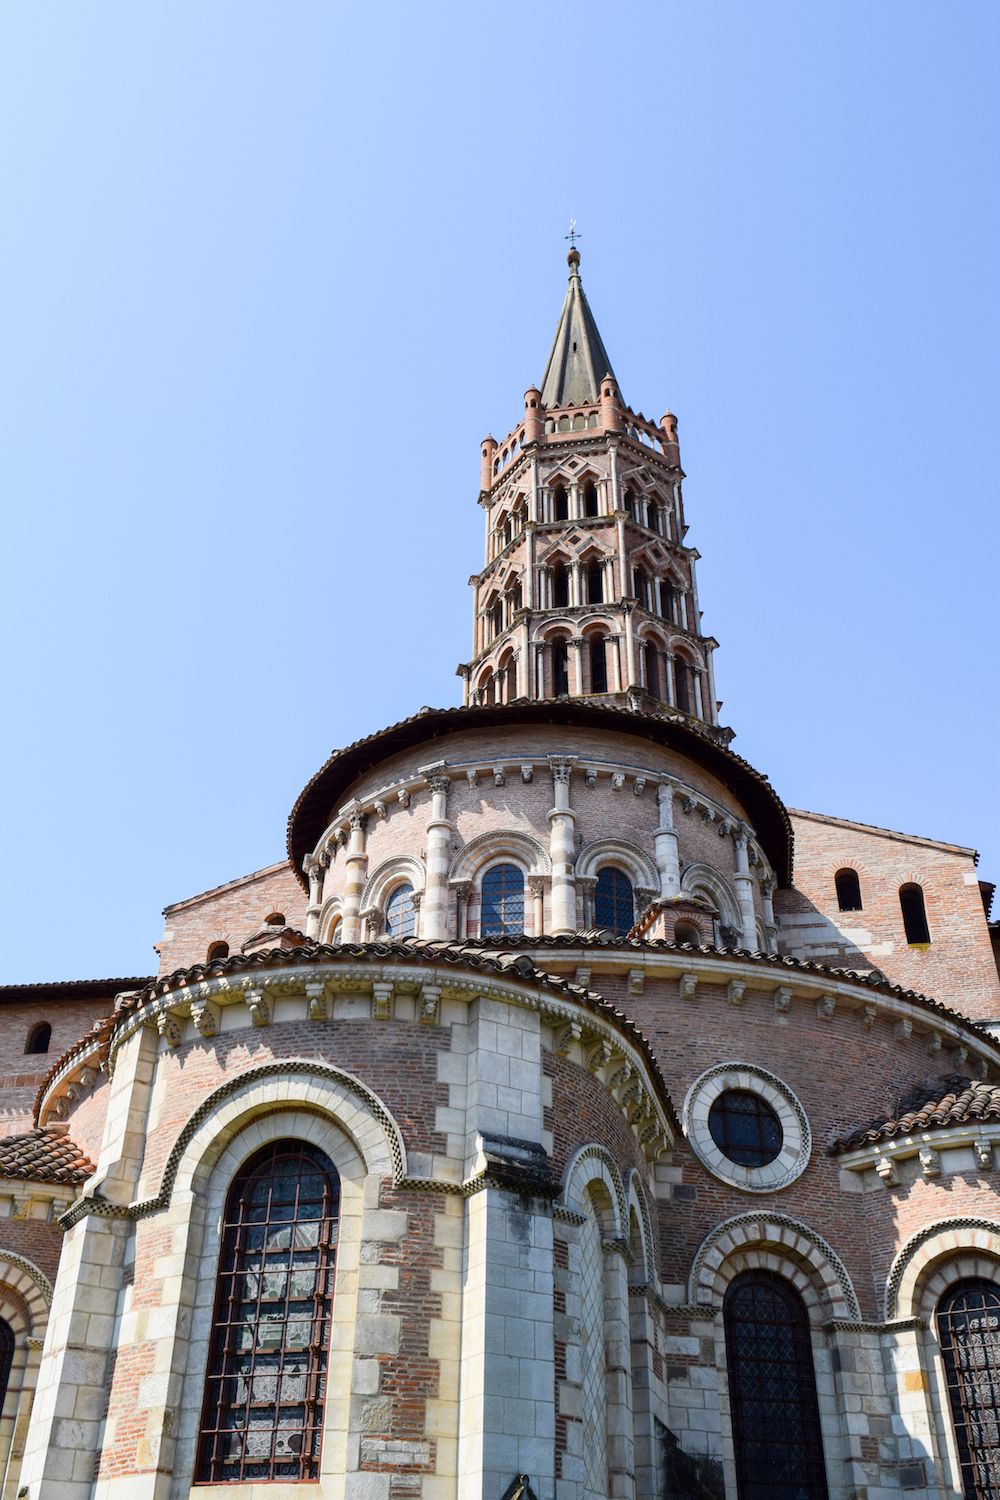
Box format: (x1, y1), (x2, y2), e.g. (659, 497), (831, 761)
(457, 247), (728, 742)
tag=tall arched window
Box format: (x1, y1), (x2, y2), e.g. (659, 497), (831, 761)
(674, 658), (692, 714)
(587, 559), (604, 603)
(835, 868), (863, 912)
(724, 1271), (828, 1500)
(644, 640), (660, 698)
(385, 883), (416, 938)
(552, 639), (570, 696)
(937, 1279), (1000, 1497)
(25, 1022), (51, 1055)
(0, 1316), (13, 1417)
(583, 481), (599, 517)
(658, 579), (675, 620)
(594, 867), (634, 934)
(554, 485), (569, 521)
(197, 1142), (340, 1485)
(552, 563), (570, 608)
(900, 883), (931, 944)
(480, 864), (525, 937)
(589, 637), (608, 694)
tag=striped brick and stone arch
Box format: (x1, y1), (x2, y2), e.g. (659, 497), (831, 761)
(317, 893), (344, 944)
(886, 1217), (1000, 1322)
(0, 1252), (51, 1500)
(679, 863), (742, 942)
(137, 1067), (406, 1494)
(360, 854), (425, 937)
(562, 1142), (628, 1236)
(687, 1211), (861, 1322)
(450, 830), (549, 939)
(623, 1167), (656, 1286)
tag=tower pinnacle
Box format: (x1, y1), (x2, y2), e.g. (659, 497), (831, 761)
(539, 248), (618, 409)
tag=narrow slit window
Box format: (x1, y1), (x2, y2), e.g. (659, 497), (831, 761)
(900, 883), (931, 944)
(834, 869), (863, 912)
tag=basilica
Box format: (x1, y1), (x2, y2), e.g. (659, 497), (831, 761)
(1, 249), (999, 1500)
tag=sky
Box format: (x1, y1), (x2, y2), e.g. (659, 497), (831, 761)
(0, 3), (997, 985)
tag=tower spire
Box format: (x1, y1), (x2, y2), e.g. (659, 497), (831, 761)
(539, 247), (618, 409)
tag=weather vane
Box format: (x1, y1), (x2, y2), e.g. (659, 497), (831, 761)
(564, 218), (582, 249)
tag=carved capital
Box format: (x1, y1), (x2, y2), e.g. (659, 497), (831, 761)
(428, 775), (450, 796)
(548, 756), (575, 784)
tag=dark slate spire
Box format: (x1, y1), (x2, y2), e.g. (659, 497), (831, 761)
(539, 248), (618, 408)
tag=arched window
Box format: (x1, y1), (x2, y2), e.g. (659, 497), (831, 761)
(583, 481), (599, 517)
(385, 883), (416, 939)
(937, 1279), (1000, 1497)
(25, 1022), (51, 1055)
(674, 658), (692, 714)
(551, 562), (570, 608)
(554, 485), (569, 521)
(197, 1141), (340, 1485)
(622, 486), (634, 517)
(265, 912), (285, 927)
(724, 1271), (828, 1500)
(0, 1316), (12, 1435)
(644, 640), (660, 698)
(480, 864), (525, 938)
(658, 579), (675, 620)
(206, 941), (230, 962)
(900, 883), (930, 944)
(552, 639), (570, 696)
(589, 637), (608, 694)
(587, 559), (604, 604)
(674, 920), (700, 946)
(594, 867), (634, 934)
(834, 869), (863, 912)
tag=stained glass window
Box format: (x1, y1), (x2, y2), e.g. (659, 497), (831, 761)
(937, 1279), (1000, 1499)
(724, 1271), (829, 1500)
(196, 1141), (340, 1485)
(595, 867), (634, 935)
(480, 863), (524, 938)
(709, 1090), (783, 1168)
(385, 883), (416, 939)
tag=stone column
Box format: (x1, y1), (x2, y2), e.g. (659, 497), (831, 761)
(528, 876), (546, 937)
(341, 805), (369, 943)
(524, 523), (536, 609)
(608, 633), (623, 693)
(694, 668), (706, 720)
(531, 641), (545, 700)
(548, 758), (577, 936)
(622, 601), (637, 688)
(603, 1243), (637, 1500)
(303, 853), (324, 939)
(421, 775), (453, 940)
(760, 880), (778, 954)
(20, 1026), (159, 1500)
(654, 784), (681, 899)
(664, 651), (677, 707)
(616, 511), (629, 597)
(577, 875), (597, 929)
(451, 880), (471, 940)
(733, 829), (759, 951)
(570, 637), (586, 695)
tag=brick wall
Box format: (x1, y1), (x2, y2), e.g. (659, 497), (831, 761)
(155, 860), (308, 976)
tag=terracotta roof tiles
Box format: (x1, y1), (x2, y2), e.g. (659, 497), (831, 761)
(0, 1128), (96, 1185)
(831, 1075), (1000, 1153)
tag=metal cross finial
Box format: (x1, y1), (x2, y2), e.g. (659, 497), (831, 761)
(564, 218), (582, 249)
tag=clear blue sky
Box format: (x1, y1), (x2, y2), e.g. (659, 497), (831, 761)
(1, 3), (997, 984)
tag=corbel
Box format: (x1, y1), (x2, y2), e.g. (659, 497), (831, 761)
(246, 988), (271, 1028)
(305, 981), (329, 1022)
(371, 982), (394, 1021)
(893, 1019), (913, 1043)
(875, 1155), (899, 1187)
(816, 995), (836, 1022)
(419, 984), (441, 1026)
(919, 1147), (941, 1179)
(727, 980), (746, 1007)
(679, 973), (697, 1001)
(156, 1013), (182, 1048)
(190, 999), (221, 1039)
(628, 968), (645, 996)
(773, 986), (792, 1014)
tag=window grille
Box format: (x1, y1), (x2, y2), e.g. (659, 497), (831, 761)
(709, 1090), (782, 1168)
(937, 1279), (1000, 1499)
(196, 1141), (340, 1485)
(594, 867), (634, 934)
(724, 1271), (829, 1500)
(480, 863), (525, 937)
(385, 883), (416, 939)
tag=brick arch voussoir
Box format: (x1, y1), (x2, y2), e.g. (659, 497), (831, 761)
(689, 1212), (860, 1322)
(0, 1251), (52, 1328)
(887, 1218), (1000, 1322)
(562, 1143), (628, 1242)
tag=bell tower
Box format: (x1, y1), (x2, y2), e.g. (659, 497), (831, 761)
(457, 248), (727, 738)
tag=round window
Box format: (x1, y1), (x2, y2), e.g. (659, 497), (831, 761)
(708, 1089), (783, 1167)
